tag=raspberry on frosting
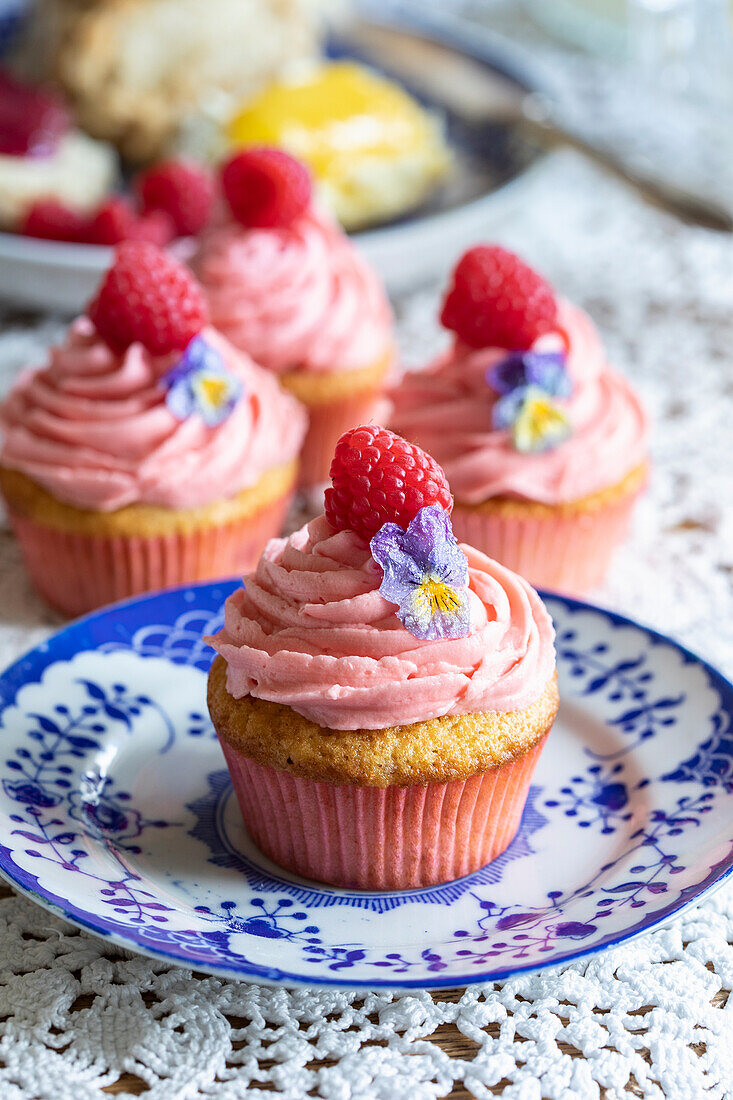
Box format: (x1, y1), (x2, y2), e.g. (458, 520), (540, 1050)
(88, 240), (208, 355)
(221, 147), (312, 229)
(441, 244), (558, 350)
(324, 425), (452, 542)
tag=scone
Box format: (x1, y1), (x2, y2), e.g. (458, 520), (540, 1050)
(194, 148), (394, 488)
(207, 425), (558, 890)
(22, 0), (337, 162)
(390, 245), (649, 595)
(0, 240), (306, 616)
(226, 61), (451, 230)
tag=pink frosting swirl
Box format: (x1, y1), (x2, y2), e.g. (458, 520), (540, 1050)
(390, 301), (648, 505)
(0, 318), (307, 511)
(209, 515), (556, 730)
(194, 207), (393, 374)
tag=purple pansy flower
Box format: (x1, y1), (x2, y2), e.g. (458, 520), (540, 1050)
(487, 350), (572, 399)
(493, 384), (572, 453)
(370, 505), (470, 641)
(163, 335), (243, 427)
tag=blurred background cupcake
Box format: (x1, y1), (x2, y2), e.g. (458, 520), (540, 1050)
(194, 147), (395, 489)
(0, 240), (306, 616)
(390, 244), (649, 595)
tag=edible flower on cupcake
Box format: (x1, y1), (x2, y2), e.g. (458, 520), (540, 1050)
(371, 505), (471, 640)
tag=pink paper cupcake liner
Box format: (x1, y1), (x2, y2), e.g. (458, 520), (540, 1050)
(7, 493), (292, 618)
(220, 736), (548, 890)
(298, 391), (389, 489)
(451, 487), (644, 596)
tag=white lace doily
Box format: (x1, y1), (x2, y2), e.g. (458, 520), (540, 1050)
(1, 153), (732, 1099)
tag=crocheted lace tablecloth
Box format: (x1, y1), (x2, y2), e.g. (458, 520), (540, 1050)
(0, 152), (732, 1099)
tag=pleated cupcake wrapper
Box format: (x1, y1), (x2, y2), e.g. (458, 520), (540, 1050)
(451, 487), (644, 597)
(220, 737), (548, 890)
(298, 391), (390, 489)
(7, 493), (292, 618)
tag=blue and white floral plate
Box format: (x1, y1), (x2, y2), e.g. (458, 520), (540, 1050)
(0, 581), (731, 990)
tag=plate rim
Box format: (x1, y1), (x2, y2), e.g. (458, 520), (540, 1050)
(0, 581), (731, 990)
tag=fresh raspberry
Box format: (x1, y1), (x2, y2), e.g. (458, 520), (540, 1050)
(325, 425), (452, 542)
(221, 147), (311, 229)
(137, 159), (215, 237)
(125, 209), (176, 246)
(21, 199), (89, 242)
(441, 245), (558, 350)
(88, 241), (208, 355)
(88, 198), (175, 247)
(86, 197), (138, 245)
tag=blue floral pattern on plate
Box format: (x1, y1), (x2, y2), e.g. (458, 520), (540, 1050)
(0, 582), (731, 989)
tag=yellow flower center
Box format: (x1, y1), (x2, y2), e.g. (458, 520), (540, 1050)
(197, 375), (230, 409)
(514, 393), (570, 451)
(415, 575), (462, 616)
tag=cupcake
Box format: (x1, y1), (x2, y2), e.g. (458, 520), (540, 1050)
(390, 245), (649, 595)
(207, 425), (558, 890)
(194, 148), (394, 488)
(0, 241), (306, 617)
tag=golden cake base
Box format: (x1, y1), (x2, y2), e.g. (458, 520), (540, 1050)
(0, 462), (297, 616)
(0, 461), (297, 536)
(208, 655), (559, 788)
(451, 462), (649, 595)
